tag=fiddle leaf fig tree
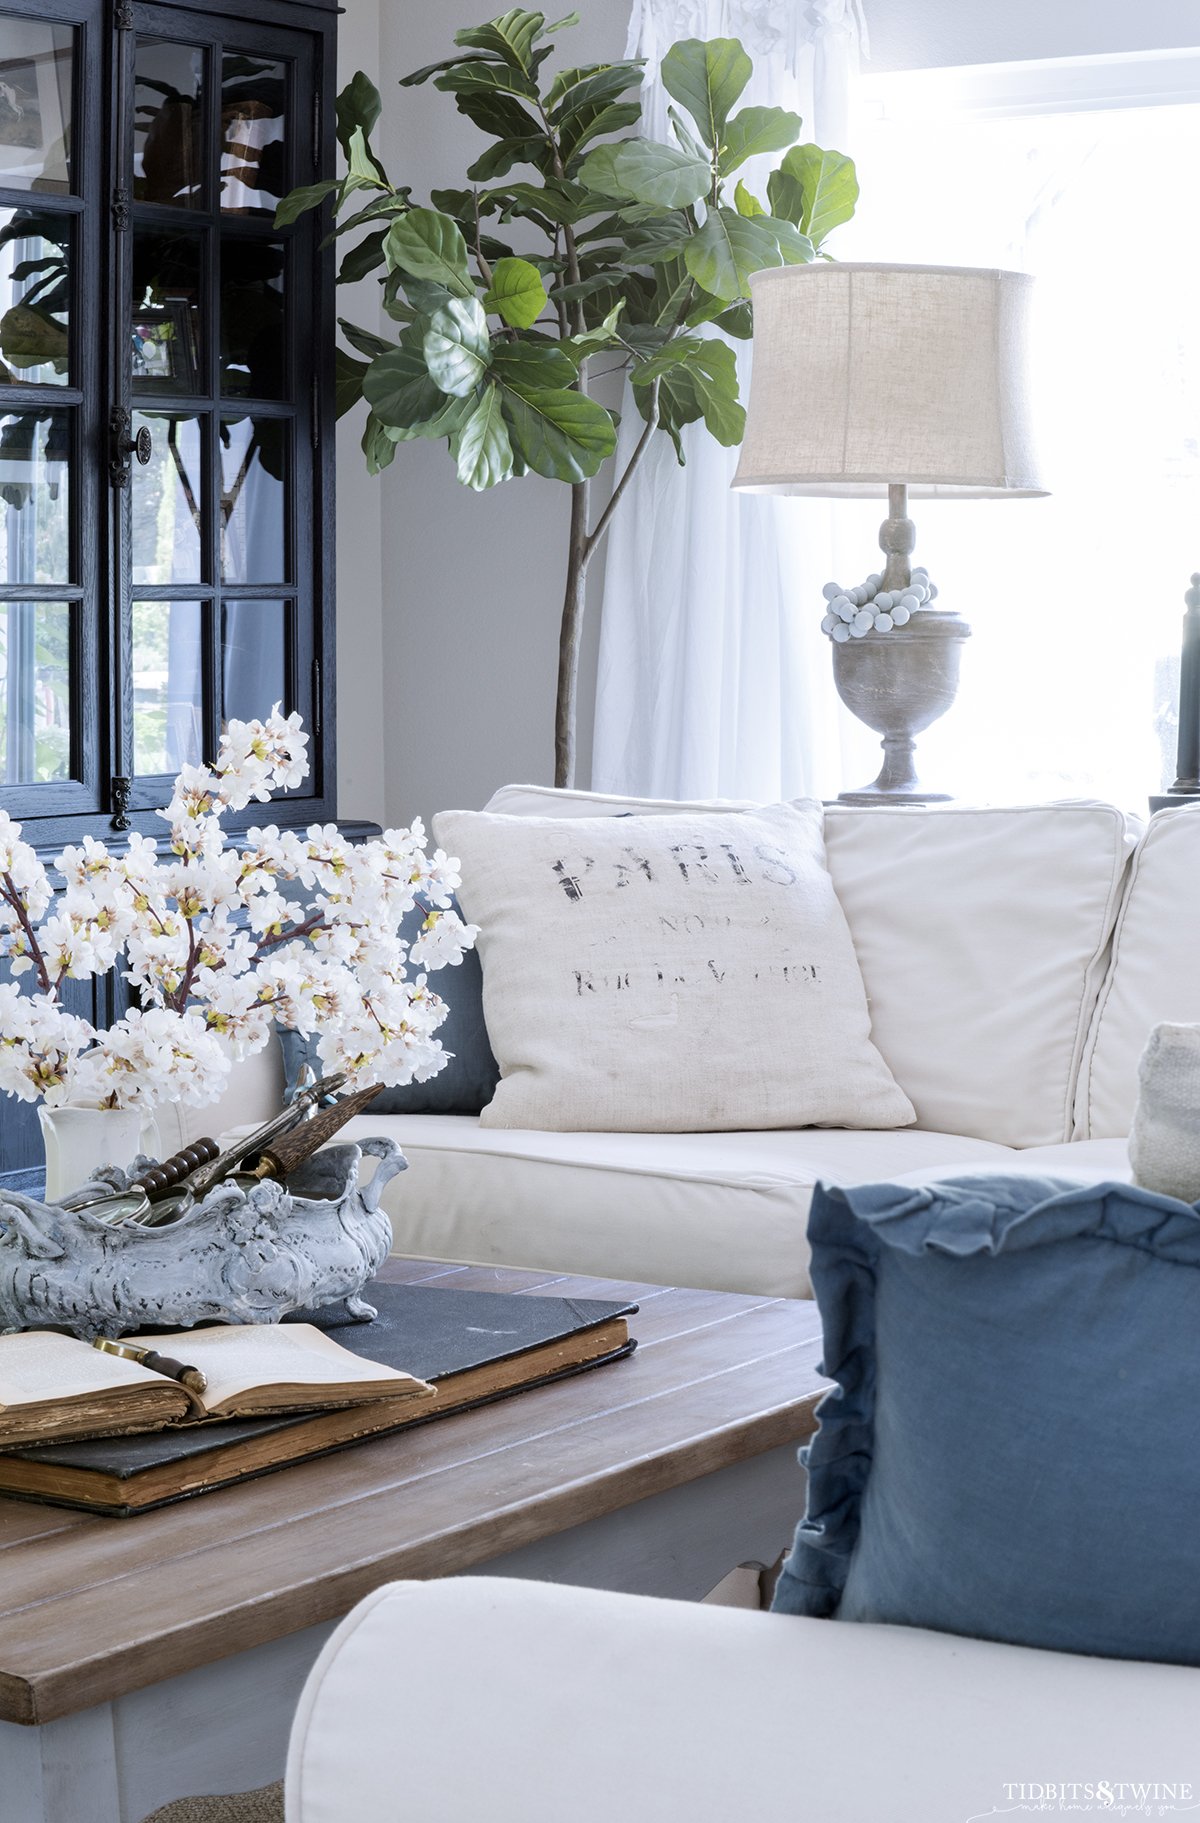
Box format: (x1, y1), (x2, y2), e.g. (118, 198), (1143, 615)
(280, 10), (858, 786)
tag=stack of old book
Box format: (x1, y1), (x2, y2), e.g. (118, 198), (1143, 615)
(0, 1282), (636, 1515)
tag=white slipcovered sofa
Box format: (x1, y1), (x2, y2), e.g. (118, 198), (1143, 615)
(175, 793), (1200, 1300)
(285, 1577), (1200, 1823)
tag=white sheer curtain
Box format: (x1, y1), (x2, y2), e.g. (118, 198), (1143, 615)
(590, 0), (869, 802)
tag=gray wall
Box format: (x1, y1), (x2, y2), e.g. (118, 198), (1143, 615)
(334, 0), (1200, 828)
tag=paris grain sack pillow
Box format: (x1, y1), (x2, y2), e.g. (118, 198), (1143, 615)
(432, 802), (915, 1134)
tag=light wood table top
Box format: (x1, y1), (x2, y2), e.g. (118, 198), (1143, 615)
(0, 1258), (826, 1727)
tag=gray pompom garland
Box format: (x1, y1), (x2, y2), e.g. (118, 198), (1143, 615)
(820, 567), (939, 641)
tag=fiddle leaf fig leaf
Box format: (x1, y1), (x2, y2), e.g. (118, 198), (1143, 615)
(622, 212), (691, 263)
(452, 381), (514, 488)
(338, 316), (393, 359)
(573, 142), (625, 198)
(713, 300), (752, 339)
(718, 105), (802, 174)
(337, 228), (388, 284)
(559, 100), (642, 163)
(616, 140), (710, 208)
(563, 300), (625, 355)
(335, 72), (382, 157)
(400, 53), (484, 88)
(684, 205), (783, 302)
(384, 208), (474, 298)
(635, 336), (744, 450)
(629, 335), (702, 385)
(449, 90), (544, 145)
(467, 136), (544, 182)
(681, 288), (726, 328)
(273, 179), (338, 228)
(362, 410), (398, 474)
(579, 139), (709, 209)
(403, 391), (473, 442)
(668, 105), (708, 163)
(362, 333), (447, 429)
(496, 355), (620, 477)
(660, 37), (751, 147)
(325, 194), (411, 241)
(335, 348), (369, 419)
(498, 385), (617, 481)
(686, 340), (745, 445)
(547, 61), (643, 120)
(767, 144), (858, 244)
(346, 127), (386, 187)
(552, 269), (627, 305)
(423, 297), (492, 396)
(454, 11), (545, 75)
(435, 59), (540, 103)
(769, 215), (816, 264)
(734, 180), (764, 217)
(490, 340), (578, 389)
(483, 255), (549, 328)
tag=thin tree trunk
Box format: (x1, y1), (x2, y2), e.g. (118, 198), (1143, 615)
(553, 383), (661, 789)
(555, 479), (590, 789)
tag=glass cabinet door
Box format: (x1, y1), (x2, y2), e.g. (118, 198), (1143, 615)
(0, 0), (330, 850)
(0, 0), (104, 827)
(117, 3), (318, 812)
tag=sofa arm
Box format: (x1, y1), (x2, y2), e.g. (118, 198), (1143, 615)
(286, 1578), (1200, 1822)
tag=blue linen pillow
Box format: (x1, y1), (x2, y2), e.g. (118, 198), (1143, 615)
(772, 1172), (1200, 1666)
(277, 895), (499, 1116)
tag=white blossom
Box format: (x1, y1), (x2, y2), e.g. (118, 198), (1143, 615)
(0, 709), (476, 1115)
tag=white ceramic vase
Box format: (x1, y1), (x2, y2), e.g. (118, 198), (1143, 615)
(38, 1105), (162, 1203)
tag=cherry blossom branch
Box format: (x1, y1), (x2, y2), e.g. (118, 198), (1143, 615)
(2, 872), (52, 995)
(173, 919), (200, 1014)
(253, 911), (327, 958)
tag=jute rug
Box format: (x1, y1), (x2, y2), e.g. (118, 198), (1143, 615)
(142, 1784), (283, 1823)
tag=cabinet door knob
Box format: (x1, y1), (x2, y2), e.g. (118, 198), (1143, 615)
(108, 408), (152, 486)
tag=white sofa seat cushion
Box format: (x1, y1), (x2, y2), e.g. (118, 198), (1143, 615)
(287, 1577), (1200, 1823)
(1078, 806), (1200, 1138)
(488, 785), (1138, 1149)
(339, 1112), (1015, 1297)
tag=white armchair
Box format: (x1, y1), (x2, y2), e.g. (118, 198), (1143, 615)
(285, 1577), (1200, 1822)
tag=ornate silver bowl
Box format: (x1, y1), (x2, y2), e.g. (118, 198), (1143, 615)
(0, 1138), (404, 1340)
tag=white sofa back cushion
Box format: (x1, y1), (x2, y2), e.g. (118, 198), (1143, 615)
(1077, 806), (1200, 1139)
(486, 787), (1137, 1148)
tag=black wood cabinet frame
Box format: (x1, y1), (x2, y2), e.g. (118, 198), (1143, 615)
(0, 0), (338, 855)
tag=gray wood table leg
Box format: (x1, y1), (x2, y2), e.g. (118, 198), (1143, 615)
(0, 1707), (122, 1823)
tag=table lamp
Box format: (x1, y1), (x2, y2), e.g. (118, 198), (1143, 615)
(732, 263), (1046, 802)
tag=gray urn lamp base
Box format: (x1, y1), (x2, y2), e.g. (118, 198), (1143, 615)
(833, 610), (972, 805)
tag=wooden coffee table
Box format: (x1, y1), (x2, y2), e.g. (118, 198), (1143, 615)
(0, 1257), (826, 1823)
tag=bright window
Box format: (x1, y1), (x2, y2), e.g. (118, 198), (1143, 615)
(838, 52), (1200, 812)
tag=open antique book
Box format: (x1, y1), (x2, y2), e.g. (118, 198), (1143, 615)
(0, 1324), (435, 1449)
(0, 1281), (639, 1514)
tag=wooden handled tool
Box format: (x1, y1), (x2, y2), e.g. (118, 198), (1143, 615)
(182, 1073), (349, 1201)
(246, 1081), (385, 1182)
(133, 1138), (220, 1200)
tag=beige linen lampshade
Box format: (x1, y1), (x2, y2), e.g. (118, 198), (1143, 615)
(731, 262), (1047, 499)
